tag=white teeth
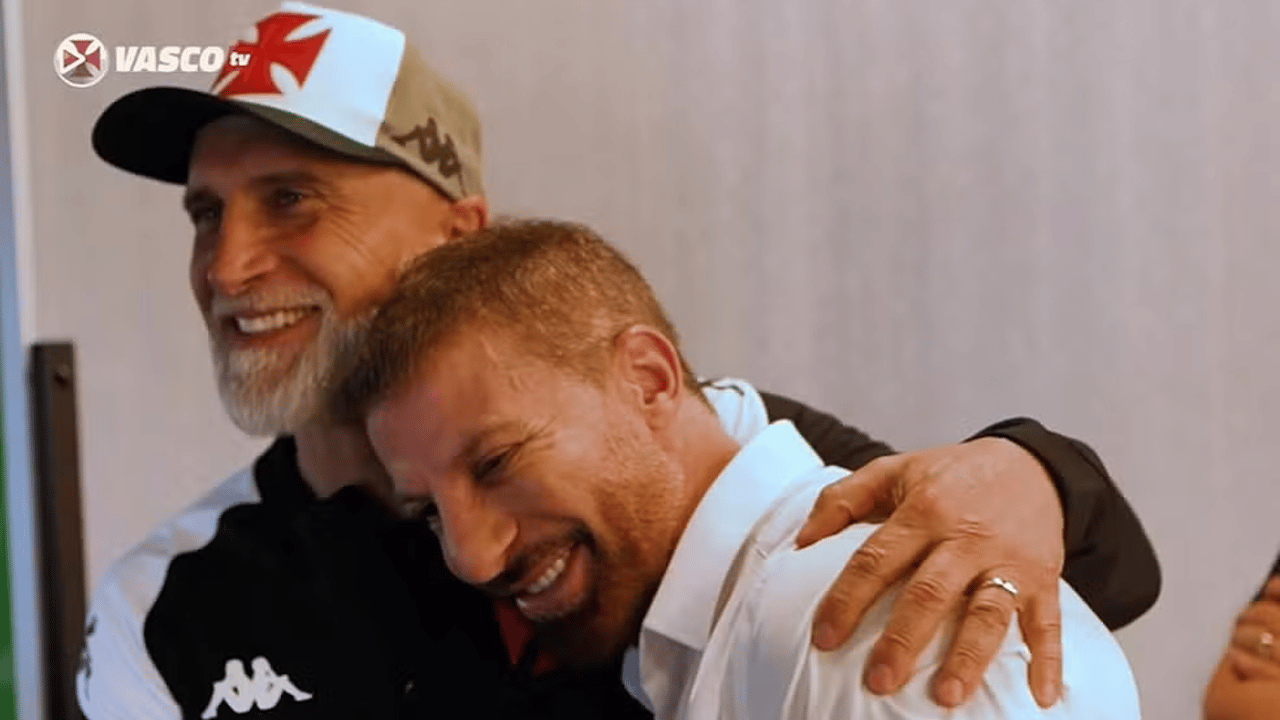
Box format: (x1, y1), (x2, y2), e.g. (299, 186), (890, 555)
(234, 309), (309, 335)
(515, 547), (580, 622)
(516, 596), (568, 622)
(525, 551), (570, 595)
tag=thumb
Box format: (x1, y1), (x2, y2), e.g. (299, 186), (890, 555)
(795, 457), (899, 548)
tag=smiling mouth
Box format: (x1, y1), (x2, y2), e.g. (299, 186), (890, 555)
(525, 547), (571, 595)
(223, 307), (319, 338)
(513, 544), (582, 622)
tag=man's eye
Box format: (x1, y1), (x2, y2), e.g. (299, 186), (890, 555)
(268, 188), (304, 209)
(405, 501), (440, 527)
(188, 206), (220, 229)
(473, 451), (511, 482)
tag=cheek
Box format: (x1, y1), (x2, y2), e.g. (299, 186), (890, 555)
(490, 476), (569, 525)
(288, 229), (401, 316)
(189, 254), (212, 312)
(597, 432), (682, 548)
(539, 415), (642, 522)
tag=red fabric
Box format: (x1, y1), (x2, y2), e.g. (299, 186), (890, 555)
(493, 600), (559, 675)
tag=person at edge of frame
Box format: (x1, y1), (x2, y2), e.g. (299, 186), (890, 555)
(1204, 550), (1280, 720)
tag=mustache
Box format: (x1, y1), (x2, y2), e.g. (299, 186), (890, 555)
(479, 526), (592, 598)
(209, 288), (331, 318)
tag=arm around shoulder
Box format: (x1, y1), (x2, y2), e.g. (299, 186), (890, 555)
(972, 417), (1161, 629)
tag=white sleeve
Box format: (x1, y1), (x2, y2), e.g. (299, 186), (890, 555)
(731, 522), (1142, 720)
(700, 377), (770, 444)
(77, 563), (182, 720)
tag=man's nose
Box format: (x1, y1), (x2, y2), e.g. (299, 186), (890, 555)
(438, 496), (517, 588)
(203, 211), (278, 297)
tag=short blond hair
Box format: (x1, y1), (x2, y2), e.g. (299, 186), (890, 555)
(336, 218), (702, 419)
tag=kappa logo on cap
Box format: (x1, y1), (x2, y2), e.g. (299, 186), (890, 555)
(213, 11), (331, 98)
(388, 118), (463, 181)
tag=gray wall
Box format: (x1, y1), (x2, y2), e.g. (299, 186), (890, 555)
(14, 1), (1280, 718)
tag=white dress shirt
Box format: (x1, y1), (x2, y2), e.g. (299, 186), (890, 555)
(624, 420), (1142, 720)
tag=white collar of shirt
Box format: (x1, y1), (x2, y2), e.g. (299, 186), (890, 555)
(627, 421), (824, 713)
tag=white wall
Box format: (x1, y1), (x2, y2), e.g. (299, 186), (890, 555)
(13, 1), (1280, 718)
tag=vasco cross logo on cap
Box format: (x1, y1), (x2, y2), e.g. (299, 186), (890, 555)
(55, 32), (108, 87)
(212, 11), (330, 97)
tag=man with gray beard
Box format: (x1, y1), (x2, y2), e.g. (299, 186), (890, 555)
(76, 4), (1159, 720)
(208, 287), (373, 437)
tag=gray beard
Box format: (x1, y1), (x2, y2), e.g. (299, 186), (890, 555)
(212, 310), (372, 436)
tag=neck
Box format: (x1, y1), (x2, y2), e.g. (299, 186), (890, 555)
(671, 399), (742, 519)
(293, 421), (393, 503)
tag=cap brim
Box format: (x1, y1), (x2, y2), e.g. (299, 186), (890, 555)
(92, 87), (402, 185)
(92, 87), (240, 184)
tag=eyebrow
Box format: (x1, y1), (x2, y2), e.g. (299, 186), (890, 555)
(180, 186), (216, 215)
(181, 170), (329, 214)
(391, 419), (535, 506)
(460, 420), (527, 462)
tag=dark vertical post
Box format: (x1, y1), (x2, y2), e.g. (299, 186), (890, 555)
(29, 342), (85, 720)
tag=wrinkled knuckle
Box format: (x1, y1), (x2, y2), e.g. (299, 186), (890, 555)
(914, 478), (944, 503)
(814, 483), (846, 509)
(846, 543), (890, 580)
(885, 452), (915, 476)
(876, 628), (915, 657)
(953, 515), (996, 542)
(867, 454), (900, 473)
(819, 590), (854, 620)
(906, 481), (950, 520)
(967, 597), (1013, 632)
(1034, 640), (1065, 664)
(1033, 613), (1064, 636)
(902, 574), (954, 612)
(946, 641), (987, 675)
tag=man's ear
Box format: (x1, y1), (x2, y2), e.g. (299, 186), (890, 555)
(612, 325), (686, 429)
(448, 195), (489, 237)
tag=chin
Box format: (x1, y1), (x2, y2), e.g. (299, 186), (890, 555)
(214, 345), (335, 433)
(537, 597), (645, 670)
(217, 372), (322, 436)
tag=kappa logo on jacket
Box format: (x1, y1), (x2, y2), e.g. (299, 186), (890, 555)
(201, 656), (313, 717)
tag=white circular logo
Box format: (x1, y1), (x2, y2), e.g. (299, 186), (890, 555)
(55, 33), (108, 88)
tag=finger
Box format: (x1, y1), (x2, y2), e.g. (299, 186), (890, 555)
(928, 576), (1022, 708)
(859, 542), (977, 696)
(1019, 585), (1063, 708)
(1262, 576), (1280, 602)
(1230, 624), (1280, 674)
(1227, 644), (1280, 681)
(1236, 600), (1280, 633)
(811, 515), (931, 652)
(796, 458), (900, 549)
